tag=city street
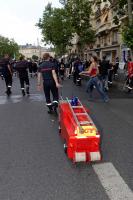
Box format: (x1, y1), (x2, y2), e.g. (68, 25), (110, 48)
(0, 76), (133, 200)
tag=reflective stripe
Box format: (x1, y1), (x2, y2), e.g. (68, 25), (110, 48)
(90, 152), (101, 161)
(53, 101), (58, 103)
(21, 88), (25, 90)
(46, 103), (52, 106)
(127, 86), (133, 90)
(8, 86), (12, 88)
(96, 135), (100, 138)
(75, 152), (86, 162)
(41, 68), (52, 72)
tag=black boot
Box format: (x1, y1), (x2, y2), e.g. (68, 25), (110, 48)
(26, 86), (30, 95)
(22, 89), (25, 96)
(47, 105), (53, 114)
(52, 102), (58, 115)
(6, 87), (12, 96)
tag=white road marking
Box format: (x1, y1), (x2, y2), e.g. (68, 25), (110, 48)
(93, 162), (133, 200)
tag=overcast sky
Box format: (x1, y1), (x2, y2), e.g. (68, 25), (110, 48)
(0, 0), (61, 45)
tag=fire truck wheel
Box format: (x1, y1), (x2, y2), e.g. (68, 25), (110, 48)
(64, 143), (67, 154)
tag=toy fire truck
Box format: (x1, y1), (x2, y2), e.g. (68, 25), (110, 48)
(59, 98), (101, 162)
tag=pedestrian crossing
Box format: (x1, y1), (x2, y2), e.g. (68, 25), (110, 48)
(93, 162), (133, 200)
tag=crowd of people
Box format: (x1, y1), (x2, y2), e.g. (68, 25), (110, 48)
(0, 53), (133, 112)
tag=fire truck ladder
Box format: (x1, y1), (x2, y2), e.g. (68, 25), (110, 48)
(66, 98), (95, 133)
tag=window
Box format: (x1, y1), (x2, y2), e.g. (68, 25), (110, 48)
(108, 34), (110, 43)
(96, 19), (101, 27)
(113, 31), (118, 42)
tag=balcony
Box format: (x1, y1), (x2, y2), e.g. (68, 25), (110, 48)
(112, 41), (118, 45)
(104, 43), (107, 47)
(96, 22), (111, 35)
(89, 45), (93, 49)
(97, 44), (101, 48)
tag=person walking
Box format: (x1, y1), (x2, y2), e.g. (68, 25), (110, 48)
(28, 59), (33, 77)
(15, 56), (30, 96)
(65, 59), (71, 78)
(59, 59), (65, 80)
(82, 55), (109, 102)
(99, 55), (110, 91)
(108, 62), (114, 85)
(73, 58), (83, 86)
(0, 54), (13, 96)
(32, 61), (38, 77)
(126, 60), (133, 91)
(0, 64), (4, 80)
(51, 57), (59, 78)
(37, 53), (61, 114)
(114, 57), (119, 76)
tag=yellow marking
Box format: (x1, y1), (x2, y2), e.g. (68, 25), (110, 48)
(75, 126), (97, 138)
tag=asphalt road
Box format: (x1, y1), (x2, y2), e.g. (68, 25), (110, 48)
(0, 76), (133, 200)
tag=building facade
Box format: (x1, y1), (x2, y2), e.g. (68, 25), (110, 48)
(86, 1), (122, 63)
(19, 44), (55, 59)
(69, 0), (130, 63)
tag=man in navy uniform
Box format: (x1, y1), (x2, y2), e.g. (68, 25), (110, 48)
(15, 55), (30, 96)
(0, 54), (13, 95)
(37, 53), (61, 114)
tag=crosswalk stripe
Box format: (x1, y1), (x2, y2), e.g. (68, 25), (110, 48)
(93, 162), (133, 200)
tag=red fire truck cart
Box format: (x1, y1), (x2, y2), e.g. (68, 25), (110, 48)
(59, 98), (101, 163)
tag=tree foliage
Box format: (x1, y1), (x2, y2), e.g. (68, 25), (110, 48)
(0, 35), (19, 58)
(112, 0), (133, 50)
(65, 0), (96, 47)
(32, 55), (39, 60)
(37, 1), (95, 55)
(37, 3), (73, 55)
(122, 24), (133, 50)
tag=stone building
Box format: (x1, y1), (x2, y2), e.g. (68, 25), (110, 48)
(69, 0), (130, 63)
(19, 44), (55, 59)
(86, 1), (122, 62)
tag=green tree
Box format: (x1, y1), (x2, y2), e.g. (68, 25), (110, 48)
(113, 0), (133, 53)
(122, 24), (133, 50)
(0, 35), (19, 58)
(32, 55), (39, 60)
(121, 0), (133, 55)
(65, 0), (96, 48)
(37, 1), (95, 55)
(37, 3), (73, 55)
